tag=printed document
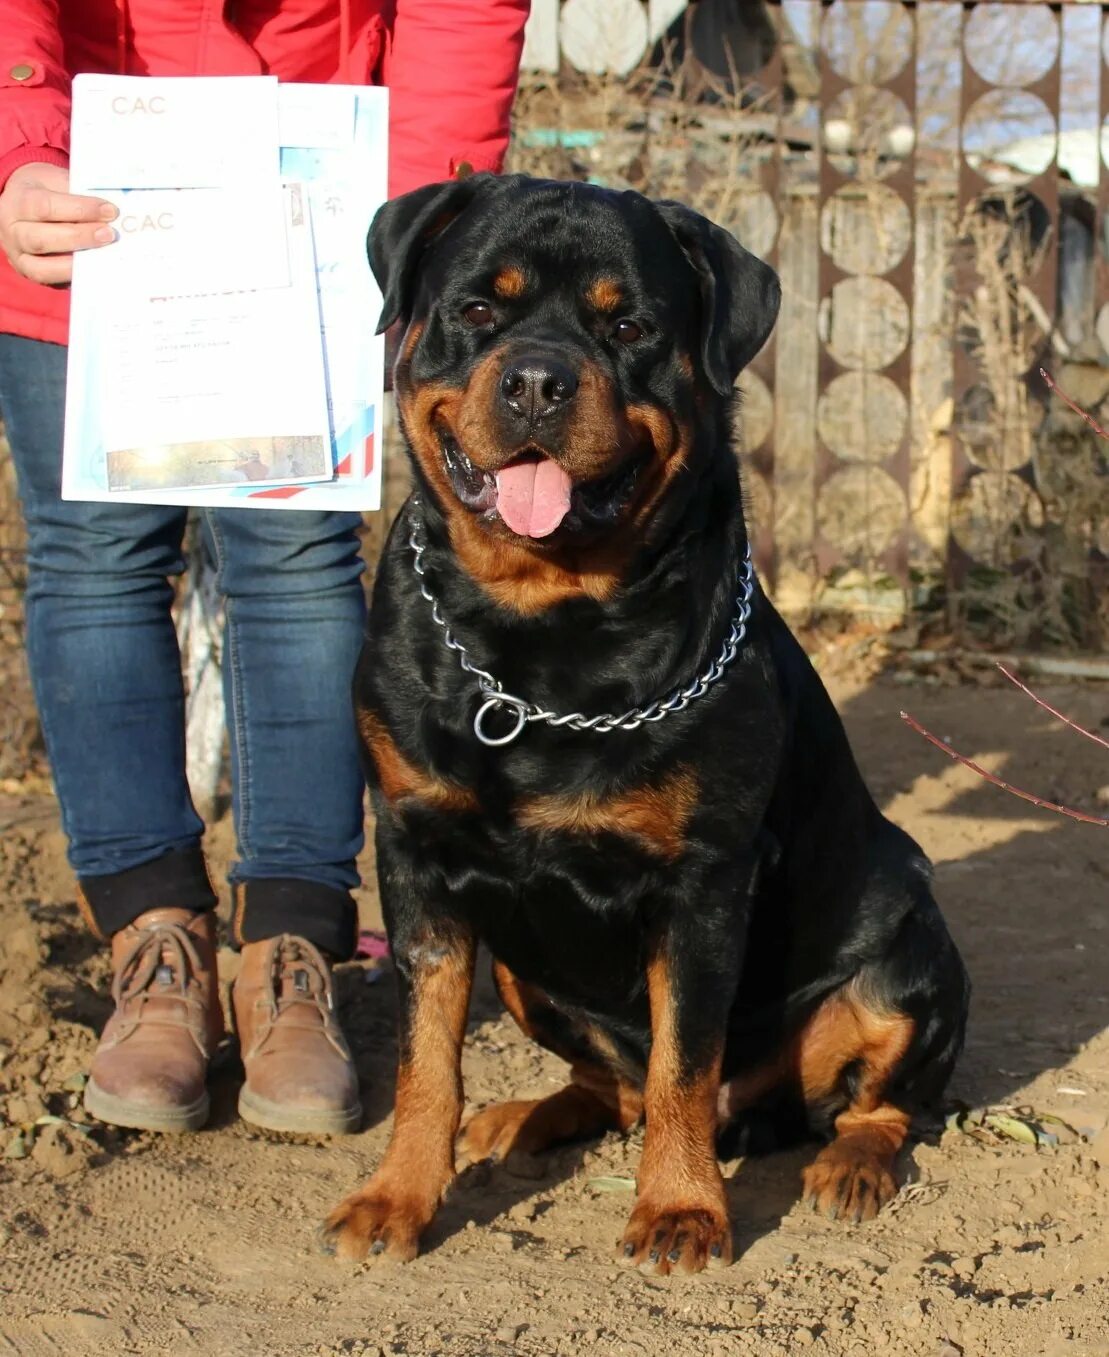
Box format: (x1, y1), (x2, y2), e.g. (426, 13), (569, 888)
(62, 75), (388, 511)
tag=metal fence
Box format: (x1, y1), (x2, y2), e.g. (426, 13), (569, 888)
(509, 0), (1109, 648)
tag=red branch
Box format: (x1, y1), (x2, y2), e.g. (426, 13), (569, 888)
(1040, 367), (1109, 440)
(899, 710), (1109, 828)
(995, 663), (1109, 753)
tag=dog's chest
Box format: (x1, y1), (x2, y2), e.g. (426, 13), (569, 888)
(383, 770), (679, 1006)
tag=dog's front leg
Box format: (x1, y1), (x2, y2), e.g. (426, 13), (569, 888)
(323, 921), (475, 1263)
(620, 876), (750, 1276)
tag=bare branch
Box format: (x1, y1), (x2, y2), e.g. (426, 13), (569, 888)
(899, 710), (1109, 828)
(995, 663), (1109, 754)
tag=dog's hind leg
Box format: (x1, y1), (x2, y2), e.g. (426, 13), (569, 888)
(457, 961), (643, 1167)
(457, 1062), (642, 1167)
(797, 989), (914, 1221)
(799, 900), (969, 1223)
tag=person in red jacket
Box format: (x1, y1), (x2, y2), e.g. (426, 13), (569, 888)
(0, 0), (529, 1137)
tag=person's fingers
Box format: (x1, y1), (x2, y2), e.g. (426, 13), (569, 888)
(16, 252), (74, 286)
(12, 219), (115, 257)
(15, 185), (117, 226)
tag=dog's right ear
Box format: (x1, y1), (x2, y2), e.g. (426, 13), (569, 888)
(368, 173), (493, 334)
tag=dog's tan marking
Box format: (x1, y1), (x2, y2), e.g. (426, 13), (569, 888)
(586, 277), (623, 313)
(324, 930), (475, 1261)
(620, 947), (730, 1275)
(517, 767), (698, 861)
(358, 710), (478, 813)
(797, 984), (913, 1220)
(396, 345), (698, 617)
(398, 320), (424, 368)
(493, 265), (527, 299)
(458, 961), (643, 1167)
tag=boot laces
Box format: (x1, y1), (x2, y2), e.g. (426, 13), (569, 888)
(111, 922), (208, 1053)
(258, 935), (347, 1059)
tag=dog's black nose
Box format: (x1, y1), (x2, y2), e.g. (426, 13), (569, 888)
(499, 357), (579, 423)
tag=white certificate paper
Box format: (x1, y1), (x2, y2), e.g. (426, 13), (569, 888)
(69, 74), (281, 191)
(67, 183), (331, 495)
(63, 76), (388, 512)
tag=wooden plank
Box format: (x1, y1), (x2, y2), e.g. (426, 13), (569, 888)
(521, 0), (561, 73)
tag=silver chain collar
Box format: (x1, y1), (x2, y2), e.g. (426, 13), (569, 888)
(406, 501), (756, 747)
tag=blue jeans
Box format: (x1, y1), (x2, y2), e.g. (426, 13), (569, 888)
(0, 334), (367, 957)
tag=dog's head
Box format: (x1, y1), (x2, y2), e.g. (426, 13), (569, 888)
(369, 175), (778, 593)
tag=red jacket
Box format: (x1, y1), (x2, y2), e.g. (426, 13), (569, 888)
(0, 0), (529, 344)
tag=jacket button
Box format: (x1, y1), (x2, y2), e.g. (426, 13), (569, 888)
(9, 63), (35, 81)
(453, 160), (474, 180)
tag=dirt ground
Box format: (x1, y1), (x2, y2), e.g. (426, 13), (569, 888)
(1, 660), (1107, 1357)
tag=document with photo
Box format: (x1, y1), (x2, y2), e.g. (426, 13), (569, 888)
(62, 76), (387, 511)
(64, 182), (332, 498)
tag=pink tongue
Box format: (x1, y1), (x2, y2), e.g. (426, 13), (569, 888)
(494, 458), (573, 538)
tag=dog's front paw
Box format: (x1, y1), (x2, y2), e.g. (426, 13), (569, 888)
(802, 1140), (898, 1222)
(618, 1201), (732, 1276)
(319, 1180), (436, 1263)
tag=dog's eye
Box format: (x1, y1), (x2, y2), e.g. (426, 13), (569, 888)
(613, 319), (643, 344)
(462, 302), (495, 328)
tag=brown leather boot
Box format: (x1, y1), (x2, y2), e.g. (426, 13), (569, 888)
(84, 907), (224, 1133)
(232, 934), (362, 1135)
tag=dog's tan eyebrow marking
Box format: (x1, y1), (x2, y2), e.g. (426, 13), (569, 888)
(517, 767), (698, 861)
(586, 278), (623, 313)
(493, 266), (528, 299)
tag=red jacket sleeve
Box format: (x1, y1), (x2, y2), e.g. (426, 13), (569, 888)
(0, 0), (72, 190)
(384, 0), (529, 198)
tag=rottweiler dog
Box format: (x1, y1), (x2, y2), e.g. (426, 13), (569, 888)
(323, 174), (969, 1275)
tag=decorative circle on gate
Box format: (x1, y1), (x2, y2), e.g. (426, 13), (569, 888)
(956, 382), (1040, 473)
(817, 372), (907, 465)
(820, 277), (911, 372)
(559, 0), (649, 77)
(817, 466), (906, 558)
(821, 1), (913, 86)
(962, 91), (1057, 185)
(821, 182), (912, 276)
(1096, 301), (1109, 355)
(823, 87), (915, 182)
(965, 4), (1059, 88)
(950, 470), (1045, 565)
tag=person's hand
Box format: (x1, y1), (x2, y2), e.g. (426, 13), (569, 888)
(0, 162), (118, 286)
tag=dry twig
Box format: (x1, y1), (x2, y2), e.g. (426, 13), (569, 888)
(899, 705), (1108, 828)
(995, 662), (1109, 753)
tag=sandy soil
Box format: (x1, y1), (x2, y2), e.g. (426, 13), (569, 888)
(1, 666), (1108, 1357)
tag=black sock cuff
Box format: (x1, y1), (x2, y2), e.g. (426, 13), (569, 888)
(230, 878), (358, 961)
(77, 845), (217, 940)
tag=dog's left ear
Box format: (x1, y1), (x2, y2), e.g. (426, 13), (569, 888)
(368, 172), (496, 334)
(656, 201), (781, 396)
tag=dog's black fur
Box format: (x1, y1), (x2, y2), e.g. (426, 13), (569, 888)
(324, 174), (969, 1274)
